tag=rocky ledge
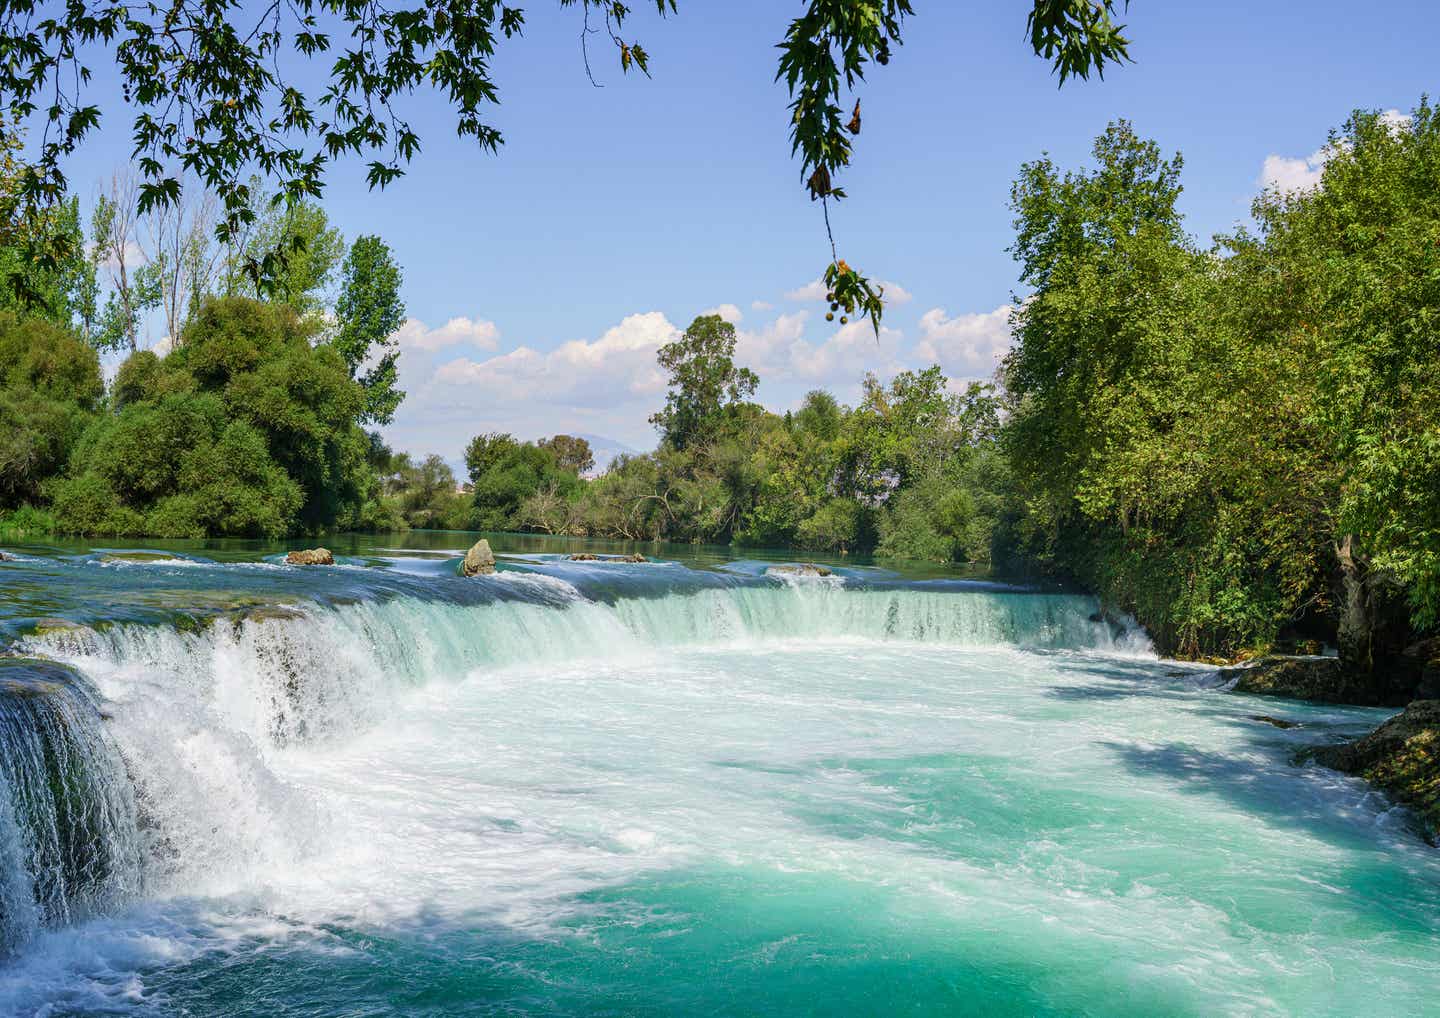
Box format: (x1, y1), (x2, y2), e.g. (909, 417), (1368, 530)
(1219, 655), (1404, 706)
(768, 563), (834, 578)
(1307, 700), (1440, 839)
(286, 548), (334, 566)
(568, 553), (647, 563)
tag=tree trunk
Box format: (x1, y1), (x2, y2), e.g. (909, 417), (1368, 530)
(1335, 534), (1375, 675)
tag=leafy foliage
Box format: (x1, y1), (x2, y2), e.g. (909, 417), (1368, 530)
(55, 297), (385, 537)
(0, 1), (1136, 329)
(333, 235), (407, 425)
(0, 313), (102, 509)
(1002, 106), (1440, 666)
(649, 314), (758, 451)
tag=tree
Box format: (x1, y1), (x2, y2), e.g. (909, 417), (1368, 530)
(55, 296), (385, 537)
(333, 235), (407, 425)
(1232, 101), (1440, 663)
(464, 433), (581, 532)
(0, 2), (1133, 331)
(538, 434), (595, 475)
(142, 183), (224, 345)
(220, 193), (345, 317)
(89, 172), (164, 352)
(1, 118), (99, 335)
(0, 313), (102, 510)
(650, 314), (759, 451)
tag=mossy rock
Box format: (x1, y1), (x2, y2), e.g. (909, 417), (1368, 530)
(1219, 655), (1399, 706)
(227, 605), (306, 627)
(1307, 700), (1440, 838)
(20, 618), (100, 653)
(460, 539), (495, 577)
(97, 552), (184, 564)
(0, 658), (75, 699)
(769, 563), (833, 578)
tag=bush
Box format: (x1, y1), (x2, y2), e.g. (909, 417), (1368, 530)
(52, 474), (145, 536)
(54, 297), (380, 538)
(796, 499), (865, 552)
(0, 504), (57, 540)
(0, 314), (101, 509)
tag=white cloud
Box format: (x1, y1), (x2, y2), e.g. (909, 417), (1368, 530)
(393, 316), (500, 352)
(750, 300), (773, 312)
(1260, 151), (1328, 193)
(785, 278), (828, 302)
(431, 311), (674, 409)
(382, 312), (680, 461)
(877, 280), (912, 305)
(701, 303), (744, 324)
(1260, 108), (1410, 193)
(736, 311), (905, 386)
(913, 305), (1015, 378)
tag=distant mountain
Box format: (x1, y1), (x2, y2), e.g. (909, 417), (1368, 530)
(574, 433), (644, 476)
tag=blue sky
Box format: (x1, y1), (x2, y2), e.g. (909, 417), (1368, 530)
(53, 0), (1440, 465)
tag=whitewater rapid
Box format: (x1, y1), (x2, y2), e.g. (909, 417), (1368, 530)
(1, 553), (1436, 1016)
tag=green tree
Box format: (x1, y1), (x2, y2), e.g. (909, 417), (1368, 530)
(650, 314), (759, 451)
(465, 432), (582, 532)
(222, 194), (345, 317)
(538, 434), (595, 475)
(55, 297), (385, 537)
(0, 313), (102, 510)
(333, 235), (407, 425)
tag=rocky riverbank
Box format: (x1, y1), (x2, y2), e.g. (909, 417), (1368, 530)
(1306, 701), (1440, 840)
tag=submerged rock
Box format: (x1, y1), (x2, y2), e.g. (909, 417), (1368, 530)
(1218, 655), (1402, 706)
(769, 563), (833, 578)
(1307, 700), (1440, 837)
(460, 539), (496, 577)
(227, 604), (306, 629)
(97, 551), (181, 564)
(0, 550), (13, 561)
(285, 548), (334, 566)
(569, 553), (600, 561)
(20, 618), (100, 655)
(568, 552), (647, 563)
(1249, 714), (1301, 730)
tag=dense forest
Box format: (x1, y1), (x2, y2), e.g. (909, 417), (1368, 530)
(3, 102), (1438, 680)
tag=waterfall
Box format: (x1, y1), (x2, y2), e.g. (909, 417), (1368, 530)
(0, 659), (143, 954)
(1, 571), (1150, 953)
(22, 581), (1149, 749)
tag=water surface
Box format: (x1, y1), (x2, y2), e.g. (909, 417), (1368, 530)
(0, 534), (1432, 1016)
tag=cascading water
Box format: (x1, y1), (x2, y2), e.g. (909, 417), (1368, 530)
(1, 547), (1437, 1017)
(0, 658), (142, 955)
(25, 579), (1150, 748)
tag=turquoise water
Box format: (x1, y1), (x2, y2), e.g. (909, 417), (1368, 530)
(0, 537), (1436, 1015)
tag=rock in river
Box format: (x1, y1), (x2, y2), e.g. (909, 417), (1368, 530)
(1307, 700), (1440, 838)
(769, 563), (833, 578)
(285, 548), (334, 566)
(460, 539), (496, 577)
(1218, 655), (1404, 706)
